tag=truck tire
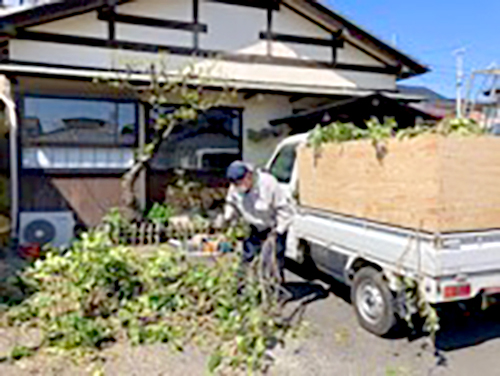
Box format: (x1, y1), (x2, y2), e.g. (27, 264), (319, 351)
(351, 267), (397, 336)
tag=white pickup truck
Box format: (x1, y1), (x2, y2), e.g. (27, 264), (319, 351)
(266, 132), (500, 336)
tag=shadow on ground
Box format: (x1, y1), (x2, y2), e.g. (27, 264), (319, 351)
(285, 258), (351, 303)
(435, 305), (500, 352)
(286, 257), (500, 354)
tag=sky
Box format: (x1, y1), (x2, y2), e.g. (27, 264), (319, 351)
(325, 0), (499, 99)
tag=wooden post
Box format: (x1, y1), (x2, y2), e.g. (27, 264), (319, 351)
(331, 29), (343, 66)
(106, 0), (116, 43)
(193, 0), (199, 52)
(140, 222), (146, 246)
(138, 104), (147, 212)
(132, 222), (138, 245)
(154, 223), (160, 244)
(147, 223), (153, 244)
(266, 4), (273, 56)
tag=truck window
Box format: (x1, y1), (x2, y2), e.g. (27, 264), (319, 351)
(269, 143), (297, 183)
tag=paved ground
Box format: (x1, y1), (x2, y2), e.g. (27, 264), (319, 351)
(3, 258), (500, 375)
(271, 261), (500, 376)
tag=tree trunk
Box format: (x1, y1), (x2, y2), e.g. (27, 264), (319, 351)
(121, 159), (146, 221)
(121, 122), (176, 221)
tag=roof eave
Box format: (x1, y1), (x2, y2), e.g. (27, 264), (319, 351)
(300, 0), (429, 78)
(0, 0), (131, 35)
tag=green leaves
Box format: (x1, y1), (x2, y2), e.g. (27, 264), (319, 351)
(365, 117), (395, 143)
(308, 122), (365, 150)
(307, 118), (395, 161)
(10, 345), (35, 360)
(308, 116), (486, 154)
(396, 117), (485, 139)
(208, 352), (223, 373)
(4, 228), (285, 374)
(145, 203), (176, 225)
(398, 276), (440, 339)
(435, 117), (485, 136)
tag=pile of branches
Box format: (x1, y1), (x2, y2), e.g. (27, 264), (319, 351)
(3, 228), (288, 373)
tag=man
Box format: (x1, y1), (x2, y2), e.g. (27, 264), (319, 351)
(221, 160), (294, 282)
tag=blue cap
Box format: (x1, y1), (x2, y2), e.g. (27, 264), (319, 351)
(226, 161), (250, 183)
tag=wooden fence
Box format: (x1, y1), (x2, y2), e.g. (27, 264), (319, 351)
(104, 221), (212, 246)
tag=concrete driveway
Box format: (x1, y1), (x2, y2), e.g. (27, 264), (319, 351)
(272, 260), (500, 376)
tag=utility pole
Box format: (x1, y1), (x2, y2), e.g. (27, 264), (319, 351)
(454, 48), (466, 118)
(391, 34), (398, 47)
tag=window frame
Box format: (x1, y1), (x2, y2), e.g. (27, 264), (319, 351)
(20, 94), (140, 149)
(146, 104), (244, 172)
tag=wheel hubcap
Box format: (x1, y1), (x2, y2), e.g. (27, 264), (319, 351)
(356, 281), (385, 325)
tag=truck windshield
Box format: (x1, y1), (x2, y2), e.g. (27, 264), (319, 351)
(269, 143), (297, 183)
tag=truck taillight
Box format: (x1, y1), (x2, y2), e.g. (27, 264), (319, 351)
(443, 284), (471, 299)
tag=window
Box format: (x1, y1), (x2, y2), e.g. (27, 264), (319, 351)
(269, 143), (297, 183)
(22, 96), (137, 147)
(21, 96), (137, 171)
(150, 107), (242, 171)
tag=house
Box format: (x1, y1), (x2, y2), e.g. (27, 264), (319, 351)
(397, 85), (500, 126)
(0, 0), (428, 243)
(397, 85), (454, 119)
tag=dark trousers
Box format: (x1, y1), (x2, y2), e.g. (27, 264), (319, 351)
(243, 226), (287, 281)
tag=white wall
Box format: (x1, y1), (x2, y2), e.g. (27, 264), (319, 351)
(117, 0), (194, 47)
(270, 5), (333, 62)
(16, 0), (396, 91)
(238, 94), (294, 165)
(118, 0), (192, 21)
(29, 12), (108, 38)
(199, 2), (266, 52)
(9, 39), (396, 91)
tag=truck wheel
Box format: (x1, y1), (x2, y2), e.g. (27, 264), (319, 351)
(352, 267), (397, 336)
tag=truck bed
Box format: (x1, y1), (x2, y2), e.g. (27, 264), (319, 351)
(292, 206), (500, 303)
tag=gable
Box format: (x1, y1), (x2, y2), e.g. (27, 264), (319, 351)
(1, 0), (429, 94)
(0, 0), (427, 74)
(17, 0), (388, 68)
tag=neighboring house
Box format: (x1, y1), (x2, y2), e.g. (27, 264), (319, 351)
(0, 0), (428, 242)
(398, 85), (455, 119)
(397, 85), (500, 126)
(474, 102), (500, 130)
(476, 88), (500, 129)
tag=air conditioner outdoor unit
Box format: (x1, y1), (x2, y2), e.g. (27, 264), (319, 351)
(19, 211), (76, 248)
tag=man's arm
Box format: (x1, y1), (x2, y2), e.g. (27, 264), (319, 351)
(223, 201), (237, 223)
(213, 185), (239, 229)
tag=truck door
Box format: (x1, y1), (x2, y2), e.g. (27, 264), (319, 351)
(267, 142), (298, 199)
(267, 142), (301, 260)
